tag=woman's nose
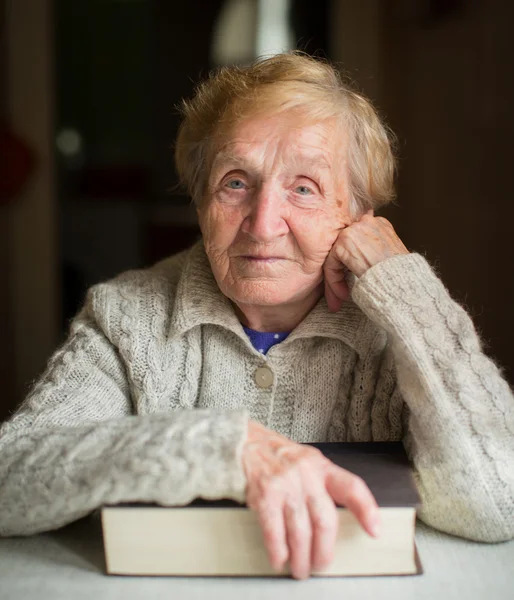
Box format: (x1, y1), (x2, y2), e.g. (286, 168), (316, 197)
(241, 188), (289, 242)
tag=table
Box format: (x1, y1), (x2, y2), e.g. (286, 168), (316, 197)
(0, 517), (513, 600)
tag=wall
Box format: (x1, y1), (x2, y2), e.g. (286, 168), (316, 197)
(331, 0), (514, 381)
(2, 0), (58, 419)
(0, 0), (14, 418)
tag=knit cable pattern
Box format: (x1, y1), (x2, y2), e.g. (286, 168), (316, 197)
(353, 253), (514, 541)
(0, 243), (512, 542)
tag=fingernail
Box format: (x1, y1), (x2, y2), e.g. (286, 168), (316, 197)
(369, 515), (381, 537)
(273, 554), (287, 572)
(313, 560), (329, 573)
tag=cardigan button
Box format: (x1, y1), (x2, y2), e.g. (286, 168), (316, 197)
(254, 366), (274, 389)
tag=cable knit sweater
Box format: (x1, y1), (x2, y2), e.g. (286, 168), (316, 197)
(0, 242), (513, 541)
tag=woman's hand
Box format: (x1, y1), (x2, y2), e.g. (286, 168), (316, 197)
(242, 420), (381, 579)
(323, 211), (409, 312)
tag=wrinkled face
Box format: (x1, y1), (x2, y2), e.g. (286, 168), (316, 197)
(197, 112), (353, 309)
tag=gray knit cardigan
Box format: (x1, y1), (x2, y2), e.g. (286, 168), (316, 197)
(0, 242), (513, 540)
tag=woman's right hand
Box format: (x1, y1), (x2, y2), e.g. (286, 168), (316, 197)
(241, 420), (381, 580)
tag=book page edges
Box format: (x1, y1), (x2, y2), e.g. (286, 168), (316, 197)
(102, 506), (418, 577)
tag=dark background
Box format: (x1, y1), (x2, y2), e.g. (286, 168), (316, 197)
(1, 0), (513, 421)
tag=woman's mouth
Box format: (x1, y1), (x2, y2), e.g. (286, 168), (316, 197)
(241, 256), (283, 263)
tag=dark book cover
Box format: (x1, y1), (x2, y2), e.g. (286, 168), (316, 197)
(310, 442), (421, 508)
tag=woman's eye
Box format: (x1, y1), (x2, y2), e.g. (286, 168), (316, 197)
(295, 185), (313, 195)
(226, 179), (246, 190)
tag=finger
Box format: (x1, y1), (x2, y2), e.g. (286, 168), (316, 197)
(326, 467), (381, 537)
(323, 254), (350, 312)
(284, 501), (312, 580)
(307, 493), (338, 572)
(254, 500), (289, 572)
(324, 277), (348, 313)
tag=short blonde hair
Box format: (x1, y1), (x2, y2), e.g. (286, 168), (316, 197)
(175, 52), (396, 214)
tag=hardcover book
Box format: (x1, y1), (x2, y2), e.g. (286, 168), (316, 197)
(101, 442), (422, 577)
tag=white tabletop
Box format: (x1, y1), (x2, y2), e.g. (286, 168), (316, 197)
(0, 516), (513, 600)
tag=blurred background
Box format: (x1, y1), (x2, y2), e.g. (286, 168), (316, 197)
(1, 0), (513, 421)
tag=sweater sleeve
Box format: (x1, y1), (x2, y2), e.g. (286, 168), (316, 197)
(0, 308), (248, 537)
(351, 253), (514, 542)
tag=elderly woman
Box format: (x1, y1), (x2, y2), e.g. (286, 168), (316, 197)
(0, 53), (513, 579)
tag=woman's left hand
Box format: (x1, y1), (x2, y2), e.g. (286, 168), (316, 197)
(323, 211), (409, 312)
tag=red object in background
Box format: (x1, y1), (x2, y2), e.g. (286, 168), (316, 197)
(0, 126), (36, 205)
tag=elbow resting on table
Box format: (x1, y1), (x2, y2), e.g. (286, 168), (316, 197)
(419, 500), (514, 544)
